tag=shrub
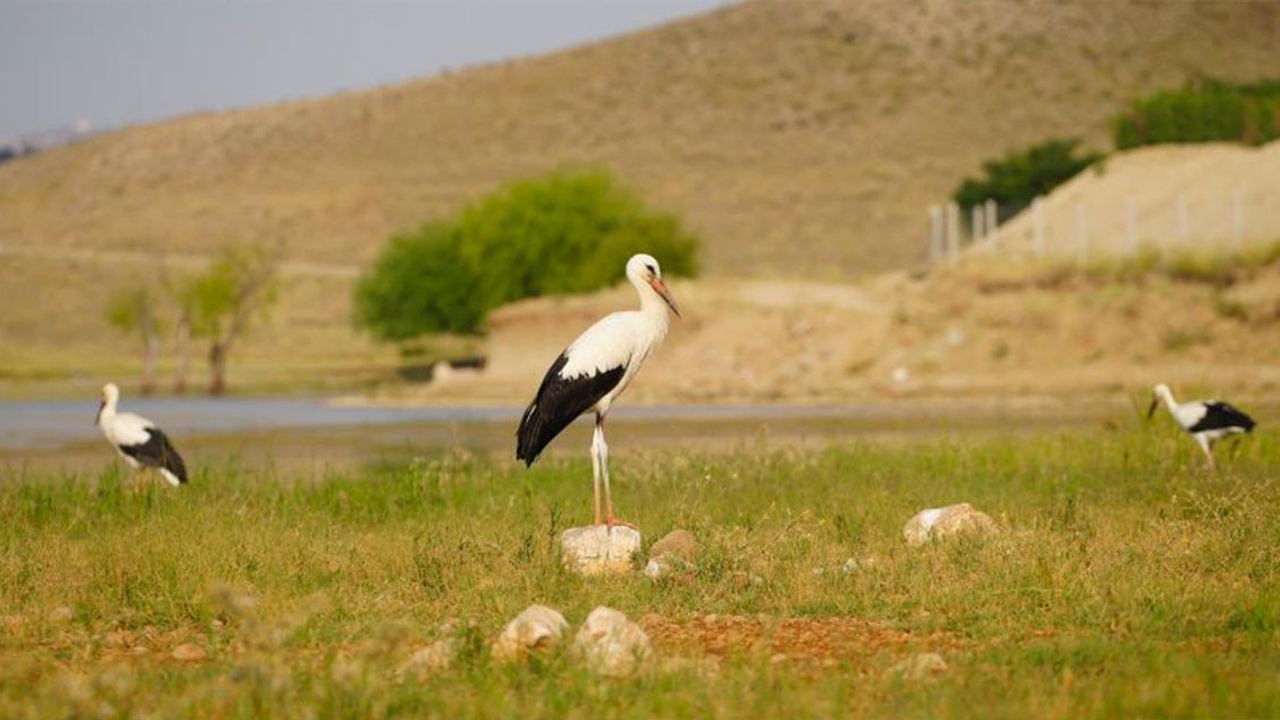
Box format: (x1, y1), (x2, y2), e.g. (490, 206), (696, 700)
(354, 223), (485, 339)
(354, 168), (699, 340)
(951, 138), (1103, 221)
(1113, 78), (1280, 149)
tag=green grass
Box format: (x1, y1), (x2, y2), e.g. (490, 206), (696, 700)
(2, 424), (1279, 718)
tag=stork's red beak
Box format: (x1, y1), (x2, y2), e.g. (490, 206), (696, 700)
(1146, 396), (1159, 419)
(649, 277), (681, 318)
(95, 400), (105, 426)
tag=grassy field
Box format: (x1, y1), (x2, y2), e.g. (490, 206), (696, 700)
(1, 422), (1278, 718)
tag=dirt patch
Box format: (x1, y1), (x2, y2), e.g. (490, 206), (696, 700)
(638, 614), (959, 664)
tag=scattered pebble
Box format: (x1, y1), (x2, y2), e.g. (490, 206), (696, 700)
(888, 652), (947, 681)
(170, 643), (207, 662)
(903, 503), (999, 546)
(572, 607), (652, 678)
(492, 605), (568, 663)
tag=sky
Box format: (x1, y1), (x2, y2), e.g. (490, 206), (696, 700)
(0, 0), (733, 141)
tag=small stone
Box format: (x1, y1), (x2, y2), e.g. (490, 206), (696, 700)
(492, 605), (569, 663)
(889, 652), (947, 681)
(841, 556), (879, 575)
(399, 638), (456, 679)
(49, 606), (74, 623)
(572, 607), (652, 677)
(644, 529), (700, 579)
(171, 643), (207, 661)
(560, 525), (642, 576)
(649, 530), (699, 564)
(903, 503), (999, 547)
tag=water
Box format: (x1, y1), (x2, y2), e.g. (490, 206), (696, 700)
(0, 395), (1117, 475)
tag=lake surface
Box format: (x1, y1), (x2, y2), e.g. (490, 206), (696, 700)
(0, 395), (1123, 476)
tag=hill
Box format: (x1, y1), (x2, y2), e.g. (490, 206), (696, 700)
(992, 140), (1280, 260)
(3, 1), (1280, 277)
(2, 0), (1280, 392)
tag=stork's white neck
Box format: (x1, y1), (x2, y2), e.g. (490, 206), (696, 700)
(1156, 386), (1180, 415)
(98, 393), (119, 427)
(632, 275), (672, 328)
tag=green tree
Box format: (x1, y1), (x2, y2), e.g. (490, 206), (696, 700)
(188, 244), (279, 395)
(354, 168), (699, 341)
(354, 223), (485, 340)
(105, 286), (164, 395)
(952, 138), (1103, 222)
(1114, 78), (1280, 149)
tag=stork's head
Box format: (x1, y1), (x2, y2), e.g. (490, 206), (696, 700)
(626, 253), (681, 318)
(1147, 383), (1173, 418)
(97, 382), (120, 425)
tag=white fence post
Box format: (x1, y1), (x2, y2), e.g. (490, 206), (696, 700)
(1074, 201), (1088, 265)
(1176, 194), (1188, 241)
(971, 205), (984, 248)
(946, 201), (961, 263)
(929, 205), (945, 263)
(1232, 188), (1244, 251)
(1032, 196), (1046, 258)
(984, 199), (997, 248)
(1124, 197), (1137, 256)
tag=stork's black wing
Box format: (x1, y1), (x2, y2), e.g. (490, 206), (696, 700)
(119, 427), (189, 483)
(1189, 402), (1256, 434)
(516, 353), (625, 467)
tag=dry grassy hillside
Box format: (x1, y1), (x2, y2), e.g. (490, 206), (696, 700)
(2, 0), (1279, 279)
(3, 0), (1280, 393)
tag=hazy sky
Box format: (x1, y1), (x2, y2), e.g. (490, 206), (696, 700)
(0, 0), (732, 141)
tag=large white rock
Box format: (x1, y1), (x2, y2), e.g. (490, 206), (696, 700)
(903, 503), (999, 547)
(560, 525), (642, 576)
(491, 604), (569, 663)
(572, 606), (653, 677)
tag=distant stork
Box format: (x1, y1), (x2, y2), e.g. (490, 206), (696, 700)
(96, 383), (189, 486)
(1148, 383), (1256, 469)
(516, 253), (680, 527)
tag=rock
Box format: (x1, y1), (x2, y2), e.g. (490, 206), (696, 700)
(171, 643), (207, 661)
(572, 607), (652, 677)
(840, 556), (879, 575)
(49, 606), (74, 623)
(888, 652), (947, 681)
(560, 525), (642, 576)
(491, 605), (569, 662)
(650, 529), (699, 563)
(644, 529), (700, 579)
(903, 503), (999, 547)
(399, 638), (456, 679)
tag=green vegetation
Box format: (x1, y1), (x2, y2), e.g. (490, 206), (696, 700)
(183, 245), (280, 395)
(2, 425), (1278, 718)
(354, 168), (699, 340)
(951, 139), (1103, 222)
(1114, 78), (1280, 149)
(104, 287), (164, 395)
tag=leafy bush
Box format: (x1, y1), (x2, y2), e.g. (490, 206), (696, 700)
(1113, 78), (1280, 149)
(951, 138), (1103, 221)
(354, 168), (699, 340)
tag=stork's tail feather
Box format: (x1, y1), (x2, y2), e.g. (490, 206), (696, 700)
(516, 403), (553, 467)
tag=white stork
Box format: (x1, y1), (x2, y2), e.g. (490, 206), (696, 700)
(95, 382), (189, 486)
(516, 253), (680, 527)
(1147, 383), (1256, 469)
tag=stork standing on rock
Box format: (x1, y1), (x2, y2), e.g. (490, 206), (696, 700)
(96, 382), (189, 486)
(1147, 383), (1256, 469)
(516, 254), (680, 527)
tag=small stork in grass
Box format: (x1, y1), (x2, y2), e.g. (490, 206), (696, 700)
(1147, 383), (1256, 469)
(96, 382), (189, 486)
(516, 253), (680, 528)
